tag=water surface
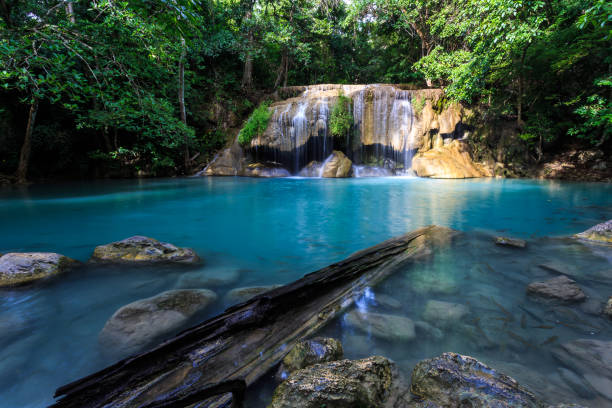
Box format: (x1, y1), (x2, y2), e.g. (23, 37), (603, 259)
(0, 177), (610, 407)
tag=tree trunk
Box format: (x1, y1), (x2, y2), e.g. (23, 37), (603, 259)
(52, 226), (452, 408)
(241, 10), (254, 91)
(64, 1), (75, 23)
(517, 45), (529, 128)
(16, 99), (39, 184)
(283, 54), (289, 88)
(274, 49), (288, 89)
(178, 37), (190, 173)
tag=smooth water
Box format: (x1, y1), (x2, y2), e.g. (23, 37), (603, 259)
(0, 177), (611, 407)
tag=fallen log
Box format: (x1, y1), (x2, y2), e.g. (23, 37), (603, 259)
(52, 225), (454, 408)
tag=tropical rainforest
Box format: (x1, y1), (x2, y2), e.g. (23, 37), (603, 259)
(0, 0), (610, 182)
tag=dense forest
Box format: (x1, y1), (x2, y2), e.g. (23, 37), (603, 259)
(0, 0), (610, 182)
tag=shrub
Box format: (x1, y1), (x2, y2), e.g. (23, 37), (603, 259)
(330, 91), (353, 137)
(238, 101), (272, 145)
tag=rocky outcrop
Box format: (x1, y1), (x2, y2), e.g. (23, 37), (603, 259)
(91, 236), (199, 264)
(199, 143), (244, 176)
(412, 140), (492, 179)
(552, 339), (612, 401)
(575, 220), (612, 244)
(269, 356), (407, 408)
(495, 236), (527, 248)
(240, 163), (291, 178)
(345, 310), (416, 341)
(322, 151), (353, 178)
(99, 289), (217, 356)
(277, 337), (343, 380)
(526, 276), (586, 303)
(224, 284), (283, 304)
(0, 252), (77, 287)
(410, 353), (544, 407)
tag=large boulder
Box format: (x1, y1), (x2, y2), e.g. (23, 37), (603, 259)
(277, 337), (343, 380)
(91, 236), (199, 264)
(552, 339), (612, 401)
(99, 289), (217, 356)
(575, 220), (612, 244)
(268, 356), (407, 408)
(412, 140), (492, 179)
(0, 252), (77, 287)
(322, 151), (353, 178)
(345, 310), (416, 341)
(410, 353), (545, 407)
(526, 276), (586, 303)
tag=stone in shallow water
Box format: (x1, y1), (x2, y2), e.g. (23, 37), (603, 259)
(422, 300), (469, 328)
(175, 268), (240, 288)
(410, 353), (543, 407)
(99, 289), (217, 356)
(268, 356), (407, 408)
(276, 337), (343, 380)
(224, 284), (282, 304)
(552, 339), (612, 402)
(409, 268), (458, 295)
(322, 151), (353, 178)
(0, 252), (77, 287)
(414, 320), (444, 340)
(604, 297), (612, 319)
(374, 294), (402, 310)
(344, 310), (416, 341)
(574, 220), (612, 244)
(526, 275), (586, 303)
(91, 236), (199, 264)
(495, 236), (527, 248)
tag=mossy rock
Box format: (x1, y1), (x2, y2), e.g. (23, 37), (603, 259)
(575, 220), (612, 245)
(0, 252), (78, 287)
(90, 236), (199, 264)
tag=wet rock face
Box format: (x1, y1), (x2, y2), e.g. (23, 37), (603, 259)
(552, 339), (612, 401)
(277, 337), (343, 380)
(99, 289), (217, 356)
(345, 310), (416, 341)
(526, 276), (586, 303)
(412, 140), (492, 179)
(269, 356), (407, 408)
(91, 236), (199, 264)
(322, 151), (353, 178)
(410, 352), (544, 407)
(0, 252), (77, 287)
(239, 163), (291, 178)
(575, 220), (612, 244)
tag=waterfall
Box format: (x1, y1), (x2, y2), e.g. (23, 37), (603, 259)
(249, 84), (418, 176)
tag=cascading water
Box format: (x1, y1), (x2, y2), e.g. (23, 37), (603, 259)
(249, 84), (419, 176)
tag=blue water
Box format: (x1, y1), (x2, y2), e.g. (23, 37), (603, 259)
(0, 177), (611, 407)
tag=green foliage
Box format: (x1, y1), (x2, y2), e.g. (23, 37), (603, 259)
(238, 102), (272, 145)
(411, 95), (427, 115)
(329, 92), (353, 137)
(568, 77), (612, 145)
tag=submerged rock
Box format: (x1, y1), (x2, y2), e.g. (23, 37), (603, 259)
(557, 367), (596, 399)
(322, 151), (353, 178)
(495, 236), (527, 248)
(224, 284), (282, 304)
(175, 268), (240, 288)
(375, 294), (403, 310)
(604, 297), (612, 319)
(574, 220), (612, 244)
(412, 140), (492, 179)
(414, 320), (444, 340)
(422, 300), (469, 328)
(277, 337), (343, 380)
(526, 276), (586, 303)
(345, 310), (416, 341)
(91, 236), (199, 264)
(552, 339), (612, 401)
(99, 289), (217, 356)
(410, 352), (544, 407)
(0, 252), (77, 287)
(269, 356), (407, 408)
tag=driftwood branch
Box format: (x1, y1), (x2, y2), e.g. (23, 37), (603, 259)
(52, 225), (453, 408)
